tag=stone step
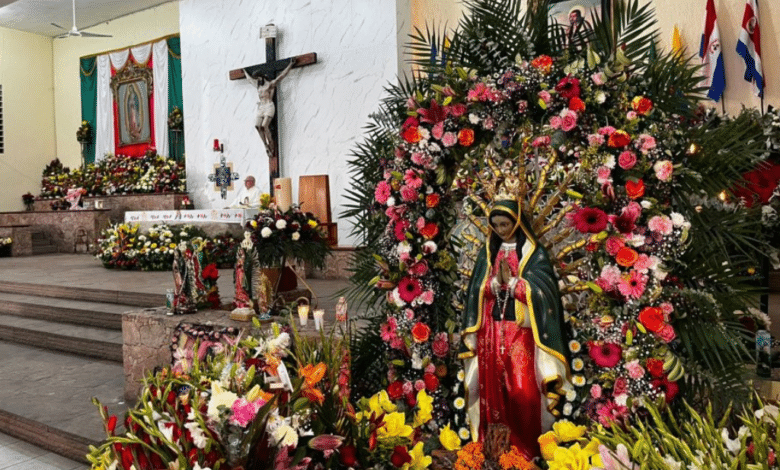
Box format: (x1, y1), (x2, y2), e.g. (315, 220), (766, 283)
(0, 340), (127, 464)
(0, 280), (165, 308)
(31, 244), (59, 255)
(0, 319), (123, 363)
(0, 292), (126, 330)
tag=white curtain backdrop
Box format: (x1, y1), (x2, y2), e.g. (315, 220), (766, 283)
(152, 40), (169, 158)
(94, 39), (169, 161)
(94, 54), (114, 162)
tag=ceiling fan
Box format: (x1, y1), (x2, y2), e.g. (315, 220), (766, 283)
(52, 0), (112, 38)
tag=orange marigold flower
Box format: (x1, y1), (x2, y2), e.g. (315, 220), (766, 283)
(607, 129), (631, 148)
(615, 247), (639, 267)
(499, 446), (537, 470)
(420, 222), (440, 239)
(454, 442), (485, 470)
(458, 128), (475, 147)
(426, 193), (441, 208)
(531, 55), (553, 74)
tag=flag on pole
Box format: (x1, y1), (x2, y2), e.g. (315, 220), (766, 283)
(672, 25), (684, 57)
(736, 0), (764, 97)
(699, 0), (725, 101)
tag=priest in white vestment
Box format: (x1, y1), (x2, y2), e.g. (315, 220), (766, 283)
(228, 175), (262, 208)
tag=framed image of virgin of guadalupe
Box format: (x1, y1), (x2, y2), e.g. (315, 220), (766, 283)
(548, 0), (610, 51)
(111, 63), (154, 147)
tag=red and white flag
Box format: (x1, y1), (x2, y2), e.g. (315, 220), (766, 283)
(699, 0), (725, 101)
(736, 0), (764, 97)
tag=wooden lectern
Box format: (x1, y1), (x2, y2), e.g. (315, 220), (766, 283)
(298, 175), (337, 246)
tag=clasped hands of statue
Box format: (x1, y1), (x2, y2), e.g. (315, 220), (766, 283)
(489, 258), (527, 306)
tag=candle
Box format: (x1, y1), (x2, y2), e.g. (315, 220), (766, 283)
(313, 309), (325, 331)
(297, 303), (309, 326)
(274, 177), (292, 212)
(213, 139), (220, 151)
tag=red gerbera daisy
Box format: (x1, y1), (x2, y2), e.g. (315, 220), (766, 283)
(398, 277), (422, 303)
(588, 342), (622, 368)
(571, 207), (608, 233)
(555, 75), (581, 99)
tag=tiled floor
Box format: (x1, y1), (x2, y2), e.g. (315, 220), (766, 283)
(0, 433), (83, 470)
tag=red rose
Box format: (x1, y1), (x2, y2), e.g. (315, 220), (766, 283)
(657, 324), (677, 342)
(202, 263), (219, 281)
(569, 96), (586, 112)
(424, 372), (439, 391)
(625, 179), (645, 199)
(631, 96), (653, 115)
(420, 222), (439, 240)
(458, 128), (475, 146)
(615, 247), (639, 267)
(646, 358), (665, 378)
(607, 130), (631, 148)
(387, 381), (405, 400)
(411, 322), (431, 343)
(426, 193), (441, 208)
(638, 306), (665, 333)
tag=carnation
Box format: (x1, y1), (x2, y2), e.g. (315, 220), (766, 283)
(261, 227), (273, 238)
(653, 160), (674, 182)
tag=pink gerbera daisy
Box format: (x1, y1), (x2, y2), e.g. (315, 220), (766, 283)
(588, 342), (623, 368)
(398, 277), (423, 303)
(596, 400), (629, 428)
(617, 270), (647, 299)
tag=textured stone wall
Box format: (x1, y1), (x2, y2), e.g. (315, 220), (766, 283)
(0, 210), (111, 253)
(33, 193), (187, 222)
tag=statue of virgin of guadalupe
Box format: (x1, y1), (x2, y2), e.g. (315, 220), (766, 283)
(459, 196), (572, 460)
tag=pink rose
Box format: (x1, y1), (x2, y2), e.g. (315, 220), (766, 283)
(432, 332), (449, 357)
(450, 103), (467, 117)
(549, 116), (562, 129)
(414, 380), (426, 391)
(408, 260), (429, 276)
(597, 166), (612, 184)
(538, 90), (551, 103)
(402, 380), (414, 395)
(637, 134), (656, 152)
(657, 324), (676, 342)
(653, 160), (673, 182)
(416, 217), (426, 230)
(517, 100), (528, 113)
(613, 377), (628, 395)
(591, 72), (606, 85)
(390, 336), (404, 350)
(561, 111), (578, 132)
(633, 254), (652, 272)
(405, 308), (415, 320)
(431, 122), (445, 140)
(441, 132), (458, 147)
(625, 360), (645, 379)
(590, 384), (603, 399)
(419, 290), (434, 304)
(660, 302), (674, 316)
(618, 151), (637, 170)
(588, 134), (605, 147)
(600, 264), (622, 284)
(425, 363), (436, 374)
(626, 110), (638, 120)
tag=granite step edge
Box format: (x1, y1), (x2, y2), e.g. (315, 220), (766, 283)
(0, 408), (96, 465)
(0, 281), (164, 308)
(0, 326), (123, 363)
(0, 299), (122, 330)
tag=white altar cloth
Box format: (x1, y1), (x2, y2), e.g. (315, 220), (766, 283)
(124, 209), (258, 226)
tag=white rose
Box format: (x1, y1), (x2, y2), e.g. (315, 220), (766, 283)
(261, 227), (273, 238)
(291, 232), (300, 241)
(275, 219), (287, 230)
(595, 91), (606, 103)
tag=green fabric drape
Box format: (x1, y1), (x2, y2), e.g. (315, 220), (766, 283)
(79, 56), (97, 164)
(167, 36), (184, 161)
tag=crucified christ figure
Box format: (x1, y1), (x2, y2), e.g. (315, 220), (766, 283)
(244, 58), (295, 160)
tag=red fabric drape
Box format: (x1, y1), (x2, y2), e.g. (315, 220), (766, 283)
(112, 55), (155, 157)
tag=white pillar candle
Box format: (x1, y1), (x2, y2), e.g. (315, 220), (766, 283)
(274, 177), (293, 212)
(313, 309), (325, 331)
(297, 303), (309, 326)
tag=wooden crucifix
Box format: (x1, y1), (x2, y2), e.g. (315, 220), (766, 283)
(229, 24), (317, 194)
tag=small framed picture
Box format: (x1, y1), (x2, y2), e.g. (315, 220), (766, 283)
(548, 0), (610, 50)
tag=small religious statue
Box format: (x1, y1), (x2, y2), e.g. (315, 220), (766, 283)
(459, 177), (572, 460)
(172, 242), (207, 315)
(244, 58), (295, 160)
(65, 187), (85, 210)
(231, 232), (272, 321)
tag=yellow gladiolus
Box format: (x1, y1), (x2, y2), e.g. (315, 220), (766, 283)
(548, 443), (594, 470)
(377, 412), (413, 441)
(413, 389), (433, 427)
(405, 441), (432, 470)
(552, 420), (587, 443)
(438, 424), (461, 451)
(538, 430), (559, 461)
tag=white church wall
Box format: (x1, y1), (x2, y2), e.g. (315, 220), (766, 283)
(0, 27), (55, 212)
(180, 0), (407, 246)
(52, 2), (180, 170)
